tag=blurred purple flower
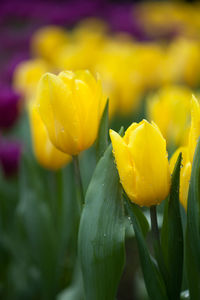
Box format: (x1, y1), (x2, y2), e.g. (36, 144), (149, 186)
(0, 138), (21, 177)
(104, 4), (148, 41)
(0, 86), (21, 129)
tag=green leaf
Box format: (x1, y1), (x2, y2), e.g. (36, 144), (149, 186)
(186, 138), (200, 299)
(57, 261), (83, 300)
(124, 198), (168, 300)
(96, 99), (109, 160)
(161, 153), (183, 299)
(123, 193), (149, 238)
(78, 144), (125, 300)
(17, 155), (80, 299)
(185, 231), (200, 300)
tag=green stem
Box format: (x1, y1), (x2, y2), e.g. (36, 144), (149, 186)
(150, 206), (160, 244)
(73, 156), (84, 206)
(150, 206), (169, 292)
(55, 169), (63, 224)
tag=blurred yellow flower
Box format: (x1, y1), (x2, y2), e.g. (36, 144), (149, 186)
(29, 104), (71, 170)
(95, 39), (143, 116)
(147, 86), (192, 147)
(13, 59), (48, 100)
(170, 147), (191, 210)
(164, 38), (200, 86)
(31, 26), (68, 62)
(188, 95), (200, 161)
(36, 70), (106, 155)
(110, 120), (170, 207)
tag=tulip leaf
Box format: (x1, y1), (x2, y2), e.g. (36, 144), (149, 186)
(78, 144), (125, 300)
(124, 197), (168, 300)
(185, 231), (200, 300)
(161, 152), (183, 299)
(123, 193), (149, 238)
(96, 99), (109, 160)
(18, 155), (80, 298)
(186, 138), (200, 299)
(57, 261), (83, 300)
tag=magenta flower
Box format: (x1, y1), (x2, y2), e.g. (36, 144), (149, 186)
(0, 86), (21, 129)
(0, 138), (21, 177)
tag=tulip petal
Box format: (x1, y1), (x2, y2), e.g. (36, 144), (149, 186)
(188, 95), (200, 160)
(30, 106), (71, 170)
(109, 129), (136, 201)
(128, 120), (170, 206)
(39, 73), (81, 154)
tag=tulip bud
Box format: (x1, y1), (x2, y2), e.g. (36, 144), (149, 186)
(36, 70), (106, 155)
(170, 147), (191, 210)
(29, 104), (71, 170)
(110, 120), (170, 207)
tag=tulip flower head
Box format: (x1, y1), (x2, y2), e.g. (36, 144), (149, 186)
(36, 70), (106, 156)
(147, 86), (192, 147)
(110, 120), (171, 207)
(29, 104), (71, 170)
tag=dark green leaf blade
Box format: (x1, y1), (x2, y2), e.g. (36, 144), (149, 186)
(78, 144), (125, 300)
(186, 138), (200, 299)
(96, 99), (109, 160)
(124, 198), (168, 300)
(187, 138), (200, 269)
(161, 153), (183, 299)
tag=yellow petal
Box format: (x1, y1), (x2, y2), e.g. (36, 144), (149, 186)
(109, 129), (136, 201)
(127, 120), (170, 206)
(36, 70), (105, 155)
(188, 95), (200, 161)
(36, 73), (80, 155)
(29, 105), (71, 170)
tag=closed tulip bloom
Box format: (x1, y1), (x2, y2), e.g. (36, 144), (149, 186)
(29, 104), (71, 170)
(36, 70), (106, 155)
(170, 147), (191, 210)
(188, 95), (200, 161)
(110, 120), (170, 207)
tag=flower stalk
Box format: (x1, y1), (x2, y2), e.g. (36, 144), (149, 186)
(73, 156), (84, 207)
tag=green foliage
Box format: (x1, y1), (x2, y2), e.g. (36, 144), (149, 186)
(186, 138), (200, 300)
(124, 197), (168, 300)
(161, 153), (183, 299)
(78, 144), (125, 300)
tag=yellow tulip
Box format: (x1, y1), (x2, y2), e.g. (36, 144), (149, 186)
(147, 86), (192, 147)
(110, 120), (170, 207)
(188, 95), (200, 161)
(29, 104), (71, 170)
(95, 39), (143, 116)
(170, 147), (191, 210)
(13, 59), (48, 99)
(31, 26), (68, 62)
(36, 70), (106, 155)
